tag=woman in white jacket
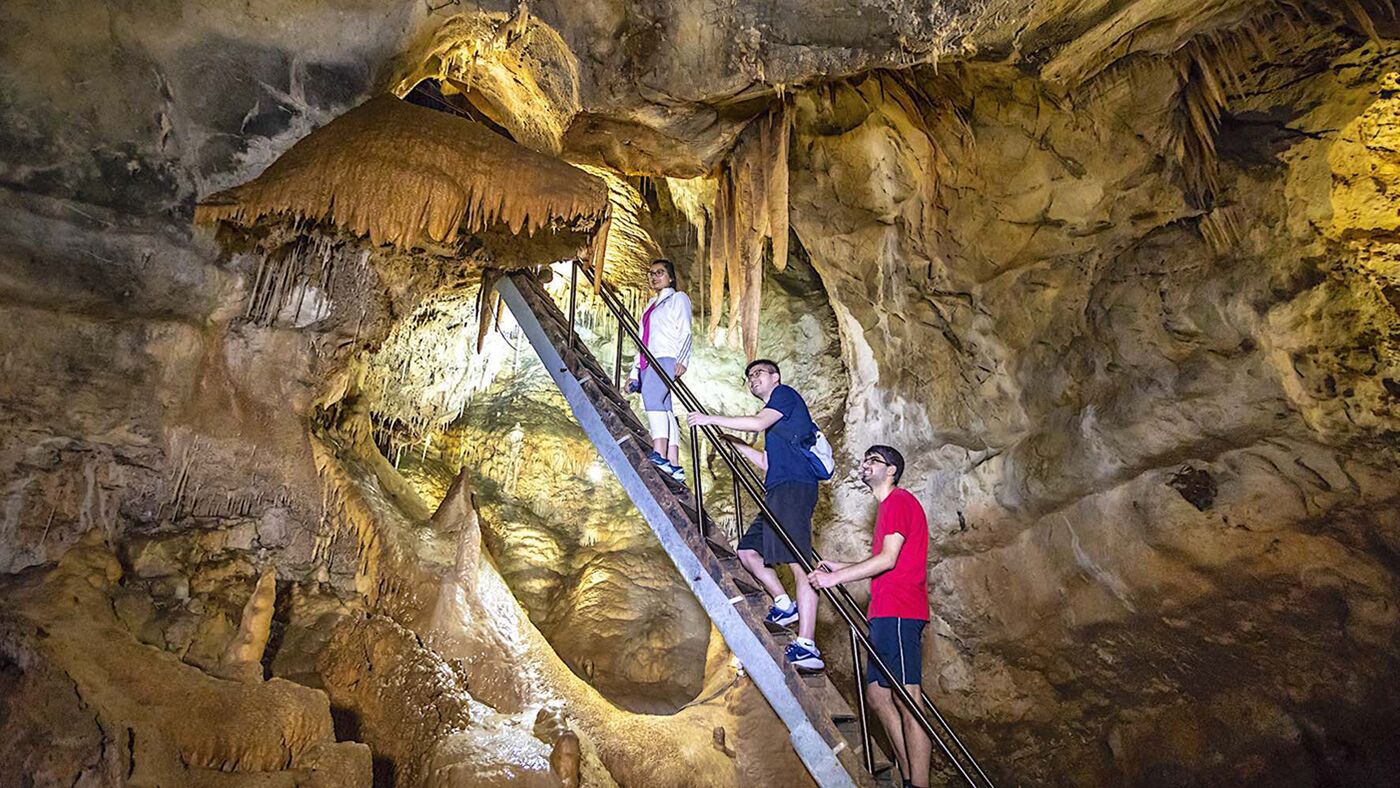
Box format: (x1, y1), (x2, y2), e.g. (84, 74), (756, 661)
(627, 258), (693, 483)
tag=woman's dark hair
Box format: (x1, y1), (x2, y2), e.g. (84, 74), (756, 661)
(651, 258), (678, 289)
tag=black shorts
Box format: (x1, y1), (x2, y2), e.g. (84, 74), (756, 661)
(737, 481), (817, 566)
(866, 617), (926, 688)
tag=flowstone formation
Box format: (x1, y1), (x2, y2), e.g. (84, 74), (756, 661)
(3, 0), (1400, 786)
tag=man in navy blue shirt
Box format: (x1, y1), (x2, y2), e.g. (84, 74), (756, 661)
(688, 359), (825, 671)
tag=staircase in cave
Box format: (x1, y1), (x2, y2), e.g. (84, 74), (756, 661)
(497, 271), (895, 788)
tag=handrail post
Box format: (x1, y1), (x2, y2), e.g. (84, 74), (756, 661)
(732, 470), (744, 546)
(690, 424), (705, 536)
(613, 309), (625, 389)
(567, 260), (579, 352)
(850, 628), (875, 777)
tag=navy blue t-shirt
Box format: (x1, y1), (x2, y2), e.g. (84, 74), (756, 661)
(761, 384), (820, 489)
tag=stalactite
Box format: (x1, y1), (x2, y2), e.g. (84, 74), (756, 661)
(476, 269), (504, 352)
(1166, 0), (1394, 207)
(574, 164), (655, 288)
(242, 233), (349, 327)
(1342, 0), (1388, 43)
(765, 102), (790, 273)
(1173, 38), (1235, 206)
(195, 95), (609, 255)
(708, 170), (733, 342)
(705, 101), (791, 358)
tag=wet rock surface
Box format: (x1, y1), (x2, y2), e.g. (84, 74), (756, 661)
(2, 0), (1399, 786)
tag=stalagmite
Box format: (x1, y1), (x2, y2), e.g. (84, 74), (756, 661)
(215, 565), (278, 683)
(551, 732), (582, 788)
(533, 705), (581, 788)
(431, 468), (481, 592)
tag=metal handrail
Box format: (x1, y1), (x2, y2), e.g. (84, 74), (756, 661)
(577, 261), (995, 784)
(559, 260), (995, 788)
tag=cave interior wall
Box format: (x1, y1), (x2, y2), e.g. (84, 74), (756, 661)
(1, 0), (1398, 785)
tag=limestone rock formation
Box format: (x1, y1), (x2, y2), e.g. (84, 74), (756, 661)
(3, 0), (1400, 786)
(215, 564), (280, 683)
(0, 534), (370, 784)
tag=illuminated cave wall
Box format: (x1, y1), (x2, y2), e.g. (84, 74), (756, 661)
(2, 0), (1399, 786)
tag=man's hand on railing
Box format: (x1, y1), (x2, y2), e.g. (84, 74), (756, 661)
(706, 427), (768, 471)
(674, 361), (686, 377)
(808, 560), (850, 590)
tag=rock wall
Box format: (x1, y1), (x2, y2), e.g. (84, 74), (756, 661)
(3, 0), (1400, 785)
(788, 31), (1400, 787)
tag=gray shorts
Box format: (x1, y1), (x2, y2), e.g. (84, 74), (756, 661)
(641, 357), (677, 411)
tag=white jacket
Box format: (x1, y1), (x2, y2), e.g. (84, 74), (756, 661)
(629, 288), (693, 379)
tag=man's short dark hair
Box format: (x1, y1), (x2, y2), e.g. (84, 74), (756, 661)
(864, 444), (905, 484)
(745, 358), (780, 378)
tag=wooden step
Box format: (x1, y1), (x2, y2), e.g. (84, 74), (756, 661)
(730, 574), (766, 600)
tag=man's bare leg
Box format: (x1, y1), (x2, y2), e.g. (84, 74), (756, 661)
(867, 682), (909, 781)
(789, 562), (818, 641)
(738, 549), (786, 599)
(899, 687), (931, 788)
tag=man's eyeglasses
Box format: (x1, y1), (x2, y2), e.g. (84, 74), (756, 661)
(861, 456), (891, 467)
(745, 369), (773, 382)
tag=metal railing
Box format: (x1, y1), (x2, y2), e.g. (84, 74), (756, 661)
(554, 260), (996, 788)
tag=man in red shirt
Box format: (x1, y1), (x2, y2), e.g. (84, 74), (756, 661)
(809, 445), (931, 788)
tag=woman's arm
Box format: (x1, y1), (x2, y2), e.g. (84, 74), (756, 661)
(675, 292), (693, 375)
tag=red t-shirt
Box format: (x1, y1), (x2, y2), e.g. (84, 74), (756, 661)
(868, 488), (930, 620)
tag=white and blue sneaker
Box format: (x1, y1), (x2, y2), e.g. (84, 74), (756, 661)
(764, 599), (799, 628)
(785, 640), (825, 671)
(649, 451), (687, 485)
(667, 463), (687, 484)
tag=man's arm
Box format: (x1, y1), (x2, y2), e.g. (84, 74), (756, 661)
(809, 533), (905, 589)
(721, 433), (768, 470)
(688, 408), (782, 434)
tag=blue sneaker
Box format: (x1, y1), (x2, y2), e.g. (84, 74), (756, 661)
(764, 599), (798, 628)
(785, 640), (825, 671)
(647, 451), (670, 469)
(667, 462), (687, 484)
